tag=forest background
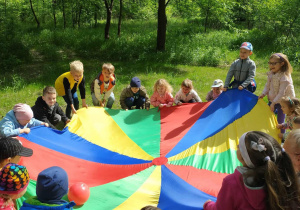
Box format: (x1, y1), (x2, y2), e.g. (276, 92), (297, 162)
(0, 0), (300, 118)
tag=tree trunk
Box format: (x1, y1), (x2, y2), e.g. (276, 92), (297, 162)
(29, 0), (40, 28)
(78, 5), (82, 28)
(5, 0), (6, 17)
(52, 0), (56, 28)
(104, 0), (114, 39)
(62, 0), (66, 29)
(204, 8), (209, 33)
(118, 0), (122, 37)
(156, 0), (169, 51)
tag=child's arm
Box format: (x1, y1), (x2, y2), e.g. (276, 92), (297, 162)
(166, 93), (174, 107)
(63, 78), (77, 114)
(192, 89), (202, 102)
(120, 88), (129, 110)
(150, 92), (161, 107)
(240, 61), (256, 89)
(224, 61), (237, 90)
(206, 91), (213, 101)
(140, 87), (150, 110)
(94, 79), (102, 105)
(1, 121), (22, 137)
(174, 90), (182, 105)
(272, 75), (292, 104)
(78, 76), (88, 108)
(103, 86), (115, 106)
(259, 73), (271, 98)
(56, 105), (70, 124)
(33, 106), (56, 129)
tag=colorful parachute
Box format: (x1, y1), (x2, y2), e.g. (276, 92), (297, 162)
(16, 89), (279, 210)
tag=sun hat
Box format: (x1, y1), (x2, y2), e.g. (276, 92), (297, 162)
(130, 77), (141, 88)
(0, 137), (33, 160)
(13, 103), (33, 121)
(0, 163), (30, 194)
(211, 79), (224, 88)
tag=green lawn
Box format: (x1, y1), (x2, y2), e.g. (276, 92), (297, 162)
(1, 59), (299, 119)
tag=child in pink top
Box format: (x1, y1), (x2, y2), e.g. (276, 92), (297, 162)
(259, 53), (295, 136)
(150, 79), (174, 108)
(204, 131), (300, 210)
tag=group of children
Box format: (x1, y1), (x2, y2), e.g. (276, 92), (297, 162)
(0, 41), (300, 209)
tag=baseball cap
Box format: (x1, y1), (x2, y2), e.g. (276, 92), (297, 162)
(240, 42), (253, 52)
(0, 137), (33, 160)
(211, 79), (224, 88)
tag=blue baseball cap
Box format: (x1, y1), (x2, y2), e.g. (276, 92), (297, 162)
(240, 42), (253, 52)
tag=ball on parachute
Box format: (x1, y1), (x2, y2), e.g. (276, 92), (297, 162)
(68, 182), (90, 205)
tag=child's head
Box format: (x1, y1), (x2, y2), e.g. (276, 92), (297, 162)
(13, 103), (33, 126)
(102, 63), (115, 81)
(0, 137), (33, 168)
(293, 117), (300, 129)
(130, 77), (141, 94)
(70, 60), (84, 82)
(238, 131), (299, 209)
(42, 86), (57, 107)
(268, 53), (292, 75)
(239, 42), (253, 59)
(181, 79), (193, 94)
(153, 79), (173, 95)
(0, 163), (30, 200)
(279, 97), (300, 116)
(211, 79), (223, 95)
(284, 129), (300, 172)
(36, 166), (68, 203)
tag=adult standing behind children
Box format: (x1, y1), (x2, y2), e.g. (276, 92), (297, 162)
(120, 77), (150, 111)
(259, 53), (295, 135)
(174, 79), (201, 105)
(32, 86), (70, 129)
(223, 42), (256, 92)
(91, 63), (116, 108)
(55, 60), (88, 119)
(0, 104), (48, 137)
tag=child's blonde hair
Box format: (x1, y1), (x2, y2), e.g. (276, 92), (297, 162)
(70, 60), (84, 73)
(280, 97), (300, 116)
(153, 79), (173, 93)
(102, 63), (115, 74)
(43, 86), (56, 96)
(181, 79), (193, 89)
(269, 53), (292, 75)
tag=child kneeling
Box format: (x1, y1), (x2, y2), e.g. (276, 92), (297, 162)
(20, 166), (75, 209)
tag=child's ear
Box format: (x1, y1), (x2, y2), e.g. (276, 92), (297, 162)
(42, 96), (45, 101)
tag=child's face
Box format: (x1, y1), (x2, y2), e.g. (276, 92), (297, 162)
(157, 85), (166, 95)
(131, 87), (139, 93)
(102, 69), (113, 81)
(181, 86), (191, 95)
(18, 119), (31, 126)
(268, 58), (284, 74)
(42, 93), (57, 107)
(280, 102), (291, 115)
(239, 48), (251, 59)
(70, 70), (83, 82)
(212, 87), (222, 95)
(283, 138), (300, 172)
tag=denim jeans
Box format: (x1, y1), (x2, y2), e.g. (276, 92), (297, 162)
(63, 92), (79, 119)
(125, 96), (145, 109)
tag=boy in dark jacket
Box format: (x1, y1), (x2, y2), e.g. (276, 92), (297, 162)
(32, 86), (70, 129)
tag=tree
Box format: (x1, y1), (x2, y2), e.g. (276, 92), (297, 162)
(104, 0), (114, 39)
(29, 0), (40, 28)
(156, 0), (170, 51)
(118, 0), (122, 37)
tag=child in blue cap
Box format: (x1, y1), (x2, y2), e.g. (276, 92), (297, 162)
(223, 42), (256, 93)
(20, 166), (75, 209)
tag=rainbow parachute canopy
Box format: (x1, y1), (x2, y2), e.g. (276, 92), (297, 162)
(17, 89), (279, 210)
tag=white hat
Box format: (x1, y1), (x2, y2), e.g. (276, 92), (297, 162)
(211, 79), (224, 88)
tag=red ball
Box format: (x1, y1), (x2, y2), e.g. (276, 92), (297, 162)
(68, 182), (90, 206)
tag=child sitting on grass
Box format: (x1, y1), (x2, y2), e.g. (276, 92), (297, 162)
(55, 60), (88, 119)
(277, 97), (300, 140)
(120, 77), (150, 111)
(20, 166), (75, 209)
(0, 103), (48, 137)
(206, 79), (223, 102)
(0, 163), (30, 210)
(223, 42), (256, 93)
(204, 131), (300, 210)
(0, 137), (33, 169)
(91, 63), (116, 108)
(174, 79), (201, 105)
(150, 79), (174, 108)
(32, 86), (70, 129)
